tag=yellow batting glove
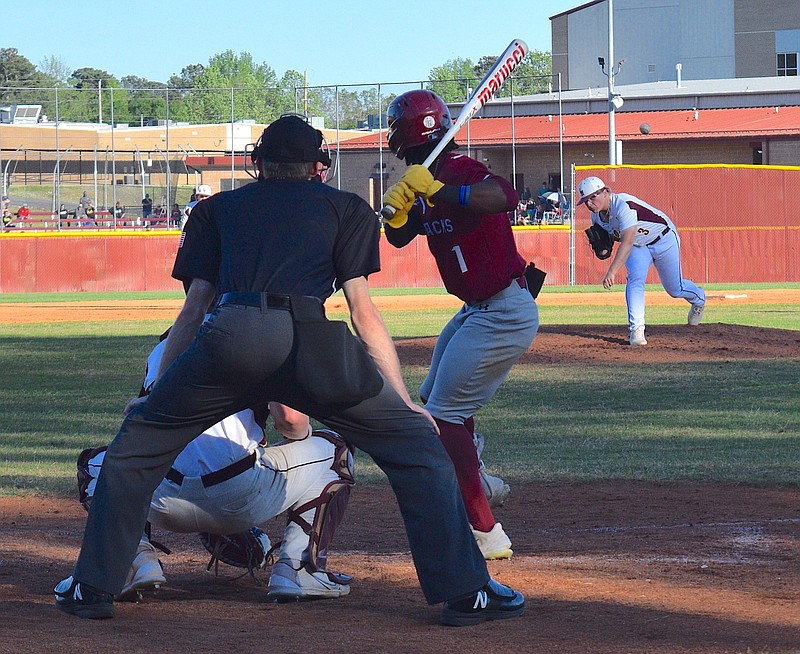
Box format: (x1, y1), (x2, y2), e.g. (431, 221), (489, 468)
(382, 181), (415, 210)
(381, 182), (415, 228)
(401, 165), (445, 205)
(383, 203), (413, 229)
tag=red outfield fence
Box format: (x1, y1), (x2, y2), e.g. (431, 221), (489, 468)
(572, 165), (800, 287)
(0, 166), (798, 293)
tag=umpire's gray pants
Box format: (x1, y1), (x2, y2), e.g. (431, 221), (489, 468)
(73, 302), (488, 604)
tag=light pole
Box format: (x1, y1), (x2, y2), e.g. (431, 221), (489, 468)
(52, 145), (73, 223)
(3, 145), (23, 199)
(599, 0), (624, 164)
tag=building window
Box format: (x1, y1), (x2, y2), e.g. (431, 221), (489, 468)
(777, 52), (798, 76)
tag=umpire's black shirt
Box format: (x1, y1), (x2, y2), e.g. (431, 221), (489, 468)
(173, 179), (381, 300)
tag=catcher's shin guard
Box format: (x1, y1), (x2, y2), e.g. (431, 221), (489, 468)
(76, 445), (108, 511)
(283, 429), (355, 573)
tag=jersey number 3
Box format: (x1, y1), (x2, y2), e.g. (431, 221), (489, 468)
(452, 245), (468, 273)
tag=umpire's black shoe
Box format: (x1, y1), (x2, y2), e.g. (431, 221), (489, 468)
(54, 576), (114, 619)
(440, 578), (524, 626)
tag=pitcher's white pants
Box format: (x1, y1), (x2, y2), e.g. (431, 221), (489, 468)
(624, 231), (705, 331)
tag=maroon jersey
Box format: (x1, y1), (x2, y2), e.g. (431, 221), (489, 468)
(416, 153), (524, 303)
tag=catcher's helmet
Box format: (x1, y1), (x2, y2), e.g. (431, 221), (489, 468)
(576, 176), (607, 205)
(386, 90), (452, 160)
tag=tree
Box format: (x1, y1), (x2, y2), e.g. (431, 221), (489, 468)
(0, 48), (41, 85)
(183, 50), (279, 125)
(427, 49), (554, 102)
(58, 68), (120, 123)
(509, 49), (553, 95)
(163, 67), (203, 122)
(0, 48), (44, 105)
(122, 75), (168, 124)
(38, 55), (71, 86)
(426, 58), (476, 103)
(275, 69), (314, 117)
(470, 50), (553, 96)
(316, 85), (388, 130)
(168, 64), (205, 94)
(69, 67), (118, 89)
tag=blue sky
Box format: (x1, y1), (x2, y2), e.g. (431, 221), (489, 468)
(6, 0), (580, 86)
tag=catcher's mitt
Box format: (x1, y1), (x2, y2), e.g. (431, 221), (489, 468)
(199, 528), (272, 579)
(585, 223), (614, 260)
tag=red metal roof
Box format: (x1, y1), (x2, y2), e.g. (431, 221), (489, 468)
(333, 106), (800, 150)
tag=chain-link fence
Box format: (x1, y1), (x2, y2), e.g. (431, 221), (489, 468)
(1, 76), (558, 230)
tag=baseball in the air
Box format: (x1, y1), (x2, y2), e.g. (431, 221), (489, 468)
(639, 123), (651, 134)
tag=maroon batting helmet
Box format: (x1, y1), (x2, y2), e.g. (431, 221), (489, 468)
(386, 90), (452, 160)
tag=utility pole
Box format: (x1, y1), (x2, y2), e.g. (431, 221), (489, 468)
(598, 0), (624, 164)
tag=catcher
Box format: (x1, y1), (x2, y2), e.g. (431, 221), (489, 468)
(64, 335), (355, 605)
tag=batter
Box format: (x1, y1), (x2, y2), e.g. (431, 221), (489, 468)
(382, 90), (539, 561)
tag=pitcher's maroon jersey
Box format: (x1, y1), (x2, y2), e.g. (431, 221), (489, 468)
(416, 153), (524, 303)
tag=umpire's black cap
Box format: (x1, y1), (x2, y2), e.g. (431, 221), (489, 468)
(256, 114), (331, 165)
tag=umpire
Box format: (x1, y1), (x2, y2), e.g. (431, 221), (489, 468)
(54, 114), (524, 626)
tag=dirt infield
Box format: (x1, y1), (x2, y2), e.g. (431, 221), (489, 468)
(1, 294), (799, 653)
(1, 287), (798, 324)
(1, 482), (798, 654)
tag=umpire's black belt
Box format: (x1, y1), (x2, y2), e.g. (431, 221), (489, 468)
(218, 291), (292, 311)
(165, 451), (257, 488)
(646, 226), (670, 246)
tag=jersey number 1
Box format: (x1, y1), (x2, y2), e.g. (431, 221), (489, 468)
(452, 245), (468, 273)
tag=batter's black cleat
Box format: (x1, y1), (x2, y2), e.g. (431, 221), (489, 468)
(440, 578), (524, 626)
(54, 576), (114, 619)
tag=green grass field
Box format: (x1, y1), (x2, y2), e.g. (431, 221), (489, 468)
(1, 286), (798, 495)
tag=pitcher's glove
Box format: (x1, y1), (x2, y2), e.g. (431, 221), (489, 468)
(585, 223), (614, 260)
(200, 528), (272, 579)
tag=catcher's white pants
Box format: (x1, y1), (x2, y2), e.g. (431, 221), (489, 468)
(624, 230), (705, 331)
(149, 435), (339, 561)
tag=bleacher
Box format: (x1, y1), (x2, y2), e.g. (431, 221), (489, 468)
(2, 208), (180, 231)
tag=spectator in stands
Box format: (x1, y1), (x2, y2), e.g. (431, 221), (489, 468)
(180, 183), (213, 230)
(141, 194), (153, 222)
(80, 191), (92, 210)
(16, 204), (30, 224)
(112, 201), (126, 226)
(58, 203), (69, 226)
(514, 200), (529, 226)
(537, 181), (550, 198)
(170, 203), (182, 227)
(2, 208), (13, 229)
(521, 187), (532, 202)
(74, 203), (86, 228)
(1, 195), (9, 214)
(84, 204), (97, 227)
(525, 199), (537, 224)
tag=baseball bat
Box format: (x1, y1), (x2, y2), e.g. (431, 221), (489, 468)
(381, 38), (529, 218)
